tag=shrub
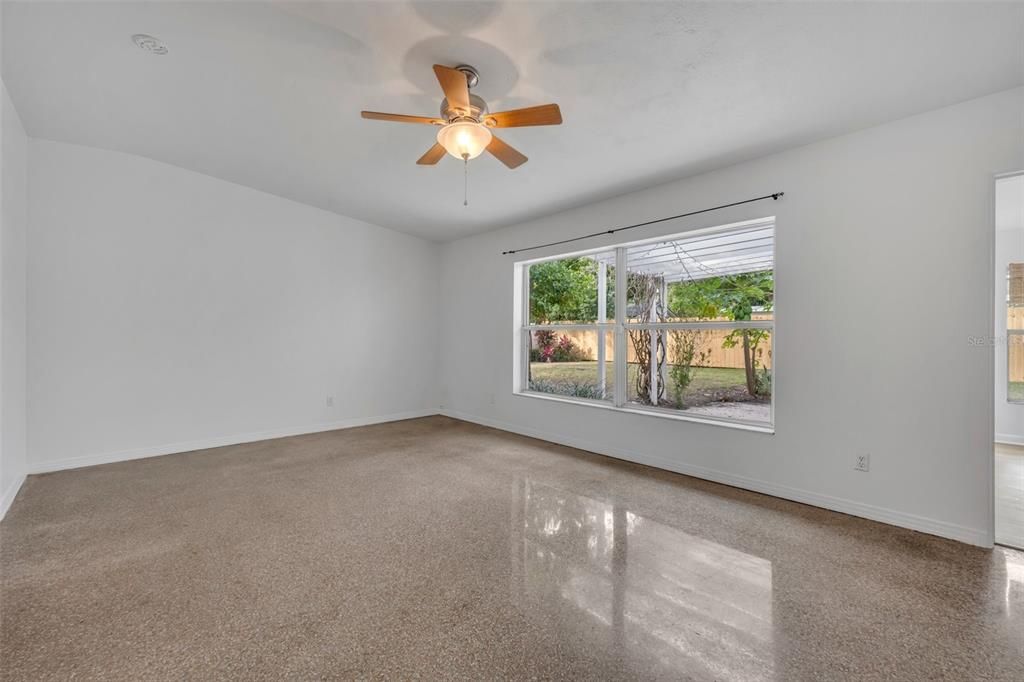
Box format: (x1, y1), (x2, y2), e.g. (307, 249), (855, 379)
(668, 329), (709, 408)
(755, 366), (772, 397)
(532, 332), (591, 363)
(529, 379), (605, 400)
(535, 329), (558, 349)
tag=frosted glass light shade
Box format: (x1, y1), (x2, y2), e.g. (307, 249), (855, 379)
(436, 121), (492, 160)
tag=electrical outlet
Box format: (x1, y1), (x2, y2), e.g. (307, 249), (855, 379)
(854, 454), (870, 472)
(326, 395), (334, 407)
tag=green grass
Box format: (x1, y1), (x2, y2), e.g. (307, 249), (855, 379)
(1011, 382), (1024, 402)
(529, 362), (753, 403)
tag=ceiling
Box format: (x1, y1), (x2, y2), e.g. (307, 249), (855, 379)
(4, 2), (1022, 241)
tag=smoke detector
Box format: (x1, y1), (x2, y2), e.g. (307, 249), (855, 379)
(132, 34), (167, 55)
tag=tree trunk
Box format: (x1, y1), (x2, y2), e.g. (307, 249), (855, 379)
(742, 331), (756, 396)
(527, 332), (533, 382)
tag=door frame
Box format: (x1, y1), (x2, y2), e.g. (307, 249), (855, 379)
(992, 170), (1024, 549)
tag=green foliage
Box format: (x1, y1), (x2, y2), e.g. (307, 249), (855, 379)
(668, 329), (710, 408)
(668, 270), (774, 399)
(1012, 382), (1024, 402)
(528, 379), (605, 400)
(667, 270), (773, 320)
(529, 258), (613, 323)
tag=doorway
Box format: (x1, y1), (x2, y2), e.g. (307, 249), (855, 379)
(995, 172), (1024, 550)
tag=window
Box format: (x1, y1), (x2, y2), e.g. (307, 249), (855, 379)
(1008, 263), (1024, 403)
(517, 218), (774, 430)
(523, 250), (616, 402)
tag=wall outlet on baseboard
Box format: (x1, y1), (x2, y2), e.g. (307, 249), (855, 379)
(326, 395), (334, 407)
(854, 453), (870, 472)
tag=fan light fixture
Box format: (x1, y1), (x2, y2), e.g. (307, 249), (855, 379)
(360, 64), (562, 205)
(436, 121), (492, 160)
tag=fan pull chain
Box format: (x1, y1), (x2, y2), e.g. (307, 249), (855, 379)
(462, 154), (469, 207)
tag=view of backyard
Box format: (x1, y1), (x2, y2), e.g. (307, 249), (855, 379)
(1011, 318), (1023, 402)
(524, 226), (774, 425)
(530, 362), (753, 404)
(528, 360), (761, 403)
(529, 360), (771, 422)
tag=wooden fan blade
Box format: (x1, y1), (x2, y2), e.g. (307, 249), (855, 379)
(361, 111), (443, 125)
(485, 104), (562, 128)
(486, 135), (528, 169)
(432, 64), (470, 113)
(416, 143), (447, 166)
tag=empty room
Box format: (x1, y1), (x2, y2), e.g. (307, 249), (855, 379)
(1, 1), (1023, 679)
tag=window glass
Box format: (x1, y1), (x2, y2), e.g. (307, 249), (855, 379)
(1007, 264), (1022, 402)
(624, 328), (773, 425)
(527, 330), (615, 402)
(519, 219), (775, 430)
(528, 252), (615, 325)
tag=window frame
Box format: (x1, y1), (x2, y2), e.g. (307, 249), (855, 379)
(515, 217), (776, 433)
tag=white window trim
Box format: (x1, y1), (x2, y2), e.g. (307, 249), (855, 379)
(514, 218), (776, 433)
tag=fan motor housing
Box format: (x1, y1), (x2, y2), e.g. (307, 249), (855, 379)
(440, 94), (489, 123)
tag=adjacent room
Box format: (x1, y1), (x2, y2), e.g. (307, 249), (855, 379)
(1, 1), (1023, 679)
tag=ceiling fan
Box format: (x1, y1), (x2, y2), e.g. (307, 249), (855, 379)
(360, 64), (562, 169)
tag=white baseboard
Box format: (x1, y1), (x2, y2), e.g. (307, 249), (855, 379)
(441, 409), (992, 548)
(995, 432), (1024, 446)
(0, 472), (27, 521)
(27, 409), (438, 475)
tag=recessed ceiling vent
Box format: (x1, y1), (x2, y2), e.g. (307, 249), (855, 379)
(132, 34), (167, 55)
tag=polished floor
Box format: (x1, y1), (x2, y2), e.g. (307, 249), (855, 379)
(2, 417), (1022, 680)
(996, 442), (1024, 549)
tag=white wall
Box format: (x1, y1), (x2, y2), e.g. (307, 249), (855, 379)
(995, 174), (1024, 444)
(0, 76), (29, 517)
(439, 87), (1024, 547)
(27, 140), (439, 471)
(10, 85), (1022, 546)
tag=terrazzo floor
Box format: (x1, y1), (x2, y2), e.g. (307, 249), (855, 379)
(1, 416), (1022, 680)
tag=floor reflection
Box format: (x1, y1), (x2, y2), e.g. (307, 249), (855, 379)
(514, 479), (774, 680)
(1005, 550), (1024, 616)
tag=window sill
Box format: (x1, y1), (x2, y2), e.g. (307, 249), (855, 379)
(513, 390), (775, 434)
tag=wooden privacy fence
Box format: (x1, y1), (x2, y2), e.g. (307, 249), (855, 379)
(536, 307), (1024, 380)
(1010, 306), (1024, 328)
(1010, 264), (1024, 306)
(536, 316), (773, 371)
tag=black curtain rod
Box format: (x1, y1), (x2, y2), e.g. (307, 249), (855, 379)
(501, 192), (785, 256)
